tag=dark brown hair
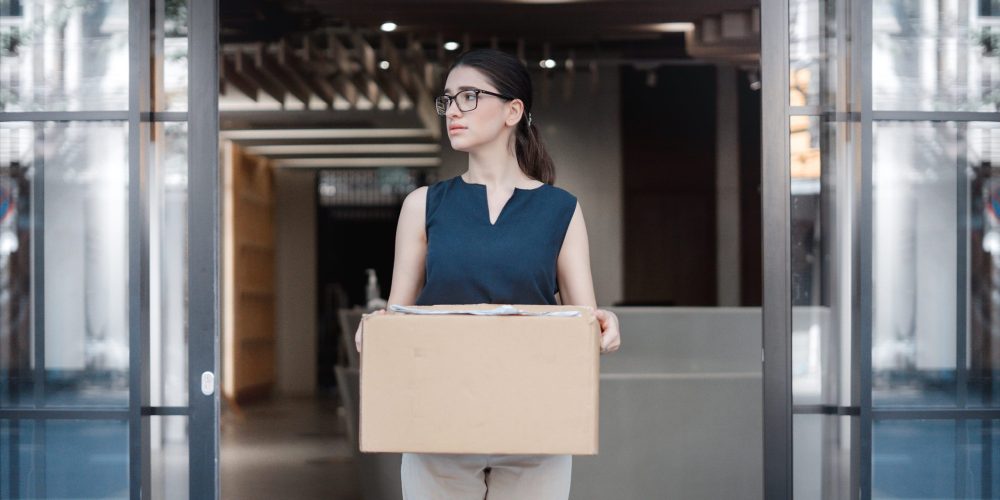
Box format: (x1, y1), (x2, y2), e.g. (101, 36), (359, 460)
(446, 48), (556, 185)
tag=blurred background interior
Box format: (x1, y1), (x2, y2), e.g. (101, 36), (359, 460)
(1, 0), (998, 498)
(217, 1), (763, 497)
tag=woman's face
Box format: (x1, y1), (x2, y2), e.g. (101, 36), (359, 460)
(442, 66), (523, 153)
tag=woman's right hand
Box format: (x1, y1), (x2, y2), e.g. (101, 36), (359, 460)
(355, 308), (387, 353)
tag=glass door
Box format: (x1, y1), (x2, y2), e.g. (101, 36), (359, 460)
(0, 0), (219, 498)
(764, 0), (1000, 498)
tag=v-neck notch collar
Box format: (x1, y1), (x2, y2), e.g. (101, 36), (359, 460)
(456, 174), (547, 192)
(455, 175), (546, 226)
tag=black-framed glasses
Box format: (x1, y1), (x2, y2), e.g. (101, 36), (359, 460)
(434, 88), (517, 116)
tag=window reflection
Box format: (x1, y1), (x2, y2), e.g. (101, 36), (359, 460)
(791, 116), (851, 409)
(0, 123), (33, 407)
(791, 115), (826, 405)
(873, 0), (1000, 112)
(969, 124), (1000, 407)
(150, 122), (188, 407)
(0, 0), (130, 112)
(873, 121), (1000, 407)
(0, 121), (130, 408)
(873, 419), (999, 498)
(790, 0), (838, 108)
(0, 418), (129, 497)
(873, 121), (958, 406)
(44, 121), (129, 407)
(156, 0), (188, 111)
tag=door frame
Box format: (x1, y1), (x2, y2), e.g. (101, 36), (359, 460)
(762, 0), (1000, 498)
(760, 0), (794, 498)
(187, 0), (221, 498)
(0, 0), (220, 498)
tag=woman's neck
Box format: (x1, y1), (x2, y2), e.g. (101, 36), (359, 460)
(466, 150), (533, 191)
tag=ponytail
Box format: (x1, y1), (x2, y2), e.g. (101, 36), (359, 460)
(515, 116), (556, 185)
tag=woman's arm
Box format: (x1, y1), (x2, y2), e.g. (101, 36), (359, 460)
(556, 202), (597, 309)
(386, 186), (428, 306)
(356, 186), (428, 352)
(556, 202), (621, 354)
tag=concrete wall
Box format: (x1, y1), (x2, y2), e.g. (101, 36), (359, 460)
(437, 68), (624, 307)
(274, 169), (317, 396)
(570, 307), (763, 500)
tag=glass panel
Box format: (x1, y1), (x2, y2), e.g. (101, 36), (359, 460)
(985, 0), (1000, 16)
(789, 0), (838, 108)
(0, 419), (35, 498)
(791, 114), (825, 405)
(150, 122), (188, 407)
(0, 418), (129, 498)
(963, 419), (1000, 498)
(150, 415), (189, 500)
(873, 419), (956, 498)
(874, 122), (1000, 407)
(153, 0), (188, 111)
(791, 116), (852, 407)
(872, 0), (1000, 112)
(873, 419), (1000, 499)
(0, 123), (34, 407)
(44, 121), (129, 407)
(873, 121), (958, 406)
(46, 419), (129, 496)
(0, 0), (130, 112)
(969, 124), (1000, 408)
(794, 414), (852, 500)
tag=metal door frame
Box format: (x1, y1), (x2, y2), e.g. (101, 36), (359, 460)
(762, 0), (1000, 498)
(0, 0), (219, 498)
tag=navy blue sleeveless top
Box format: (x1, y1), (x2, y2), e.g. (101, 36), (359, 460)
(415, 175), (578, 306)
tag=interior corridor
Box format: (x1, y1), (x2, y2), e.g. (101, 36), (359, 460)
(221, 394), (361, 500)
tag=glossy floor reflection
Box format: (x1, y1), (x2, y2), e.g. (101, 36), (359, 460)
(221, 392), (361, 500)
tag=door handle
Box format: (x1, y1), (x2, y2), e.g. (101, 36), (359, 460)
(201, 371), (215, 396)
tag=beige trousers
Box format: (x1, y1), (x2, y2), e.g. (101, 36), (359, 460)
(400, 452), (572, 500)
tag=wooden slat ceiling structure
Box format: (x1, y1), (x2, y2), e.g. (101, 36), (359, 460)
(219, 0), (760, 169)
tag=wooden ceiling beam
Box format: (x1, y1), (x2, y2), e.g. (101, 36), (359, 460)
(233, 48), (285, 104)
(326, 31), (357, 75)
(220, 53), (259, 101)
(259, 41), (311, 107)
(330, 74), (360, 108)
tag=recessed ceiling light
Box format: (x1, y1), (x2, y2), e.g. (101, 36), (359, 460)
(380, 22), (397, 32)
(539, 59), (556, 69)
(443, 41), (460, 51)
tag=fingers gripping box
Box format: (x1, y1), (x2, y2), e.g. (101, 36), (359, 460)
(359, 303), (600, 455)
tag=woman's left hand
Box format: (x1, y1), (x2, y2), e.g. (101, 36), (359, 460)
(593, 308), (621, 354)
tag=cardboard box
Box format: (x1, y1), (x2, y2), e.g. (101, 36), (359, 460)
(359, 303), (600, 455)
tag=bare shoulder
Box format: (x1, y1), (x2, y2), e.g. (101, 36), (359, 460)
(569, 200), (585, 226)
(401, 185), (428, 214)
(398, 186), (428, 240)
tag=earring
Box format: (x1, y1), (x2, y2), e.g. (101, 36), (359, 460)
(527, 112), (533, 126)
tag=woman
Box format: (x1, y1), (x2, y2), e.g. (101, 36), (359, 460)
(355, 48), (621, 499)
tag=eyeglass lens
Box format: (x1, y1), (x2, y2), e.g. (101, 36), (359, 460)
(435, 90), (478, 115)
